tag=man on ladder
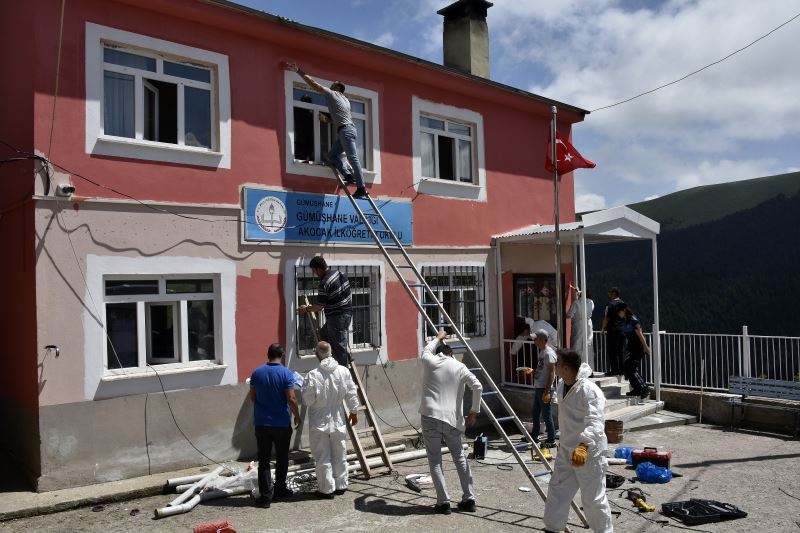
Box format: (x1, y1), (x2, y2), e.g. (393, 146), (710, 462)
(298, 256), (353, 367)
(285, 62), (369, 199)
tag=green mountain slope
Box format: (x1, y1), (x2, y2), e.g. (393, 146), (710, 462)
(586, 173), (800, 336)
(628, 171), (800, 231)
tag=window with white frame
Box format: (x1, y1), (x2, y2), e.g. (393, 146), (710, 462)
(419, 115), (475, 183)
(104, 277), (219, 369)
(421, 266), (486, 340)
(294, 265), (381, 355)
(291, 85), (372, 170)
(85, 23), (230, 168)
(102, 45), (216, 149)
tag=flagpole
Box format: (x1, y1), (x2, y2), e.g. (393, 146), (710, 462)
(551, 105), (564, 349)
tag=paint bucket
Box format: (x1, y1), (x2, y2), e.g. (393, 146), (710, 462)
(605, 420), (623, 444)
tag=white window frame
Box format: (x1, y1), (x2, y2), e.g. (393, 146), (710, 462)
(102, 275), (219, 372)
(85, 22), (231, 168)
(416, 261), (491, 354)
(419, 115), (475, 183)
(284, 71), (382, 184)
(412, 96), (486, 202)
(84, 255), (237, 400)
(283, 258), (386, 372)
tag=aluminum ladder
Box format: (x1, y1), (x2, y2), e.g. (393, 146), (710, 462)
(301, 296), (394, 479)
(329, 168), (589, 528)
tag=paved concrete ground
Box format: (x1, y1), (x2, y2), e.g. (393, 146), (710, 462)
(2, 424), (800, 532)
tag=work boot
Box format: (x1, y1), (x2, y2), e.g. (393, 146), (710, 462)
(255, 496), (271, 508)
(640, 387), (652, 399)
(457, 499), (476, 512)
(352, 187), (369, 199)
(272, 487), (294, 500)
(315, 491), (334, 500)
(434, 502), (451, 515)
(342, 174), (356, 185)
(334, 488), (347, 495)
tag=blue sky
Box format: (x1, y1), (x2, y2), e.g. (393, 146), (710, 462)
(235, 0), (800, 211)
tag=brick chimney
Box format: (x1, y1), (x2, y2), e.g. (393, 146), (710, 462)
(437, 0), (493, 78)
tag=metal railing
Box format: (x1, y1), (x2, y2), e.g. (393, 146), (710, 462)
(502, 326), (800, 392)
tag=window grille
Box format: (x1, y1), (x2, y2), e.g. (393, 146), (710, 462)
(421, 265), (486, 340)
(295, 264), (381, 354)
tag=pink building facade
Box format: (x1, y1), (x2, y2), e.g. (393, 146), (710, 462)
(0, 0), (586, 490)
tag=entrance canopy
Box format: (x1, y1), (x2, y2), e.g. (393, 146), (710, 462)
(493, 205), (659, 245)
(492, 205), (663, 401)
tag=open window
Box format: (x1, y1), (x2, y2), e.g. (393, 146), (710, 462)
(412, 97), (486, 201)
(86, 23), (231, 168)
(284, 72), (381, 182)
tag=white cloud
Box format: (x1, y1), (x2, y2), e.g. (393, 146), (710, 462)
(371, 31), (396, 48)
(575, 192), (607, 212)
(486, 0), (800, 199)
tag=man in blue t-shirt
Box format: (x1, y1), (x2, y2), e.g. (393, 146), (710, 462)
(249, 343), (300, 507)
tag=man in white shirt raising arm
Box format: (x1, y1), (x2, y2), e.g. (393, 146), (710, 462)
(419, 329), (483, 515)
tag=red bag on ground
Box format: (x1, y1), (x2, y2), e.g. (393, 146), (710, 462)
(193, 521), (237, 533)
(631, 447), (672, 468)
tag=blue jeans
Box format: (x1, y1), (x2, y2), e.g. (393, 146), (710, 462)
(532, 387), (556, 442)
(328, 124), (365, 189)
(321, 312), (351, 367)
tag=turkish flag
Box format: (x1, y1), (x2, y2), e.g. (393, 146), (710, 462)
(545, 131), (596, 173)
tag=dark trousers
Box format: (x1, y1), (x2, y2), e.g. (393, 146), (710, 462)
(531, 388), (556, 443)
(624, 354), (647, 393)
(321, 313), (352, 367)
(255, 425), (292, 500)
(606, 332), (625, 376)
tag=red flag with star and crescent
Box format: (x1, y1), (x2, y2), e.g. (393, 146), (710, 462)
(545, 131), (596, 173)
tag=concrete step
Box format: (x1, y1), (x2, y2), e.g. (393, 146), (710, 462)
(605, 400), (665, 424)
(600, 382), (632, 398)
(625, 410), (697, 432)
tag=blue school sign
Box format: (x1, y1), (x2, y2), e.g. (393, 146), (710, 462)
(243, 188), (413, 245)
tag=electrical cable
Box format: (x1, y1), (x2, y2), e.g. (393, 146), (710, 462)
(53, 199), (237, 474)
(591, 10), (800, 112)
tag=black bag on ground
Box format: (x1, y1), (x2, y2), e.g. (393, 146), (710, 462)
(661, 499), (747, 526)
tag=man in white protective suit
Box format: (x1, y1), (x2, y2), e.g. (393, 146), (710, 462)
(301, 341), (359, 499)
(543, 349), (614, 533)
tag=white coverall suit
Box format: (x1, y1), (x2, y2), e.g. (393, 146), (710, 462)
(544, 363), (613, 532)
(301, 356), (359, 495)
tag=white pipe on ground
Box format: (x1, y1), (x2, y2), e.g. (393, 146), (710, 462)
(159, 445), (463, 519)
(168, 466), (223, 507)
(173, 446), (408, 492)
(165, 473), (207, 489)
(288, 444), (467, 478)
(155, 487), (251, 519)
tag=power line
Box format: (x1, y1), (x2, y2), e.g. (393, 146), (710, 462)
(591, 10), (800, 112)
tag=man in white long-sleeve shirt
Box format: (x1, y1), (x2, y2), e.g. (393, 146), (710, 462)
(419, 329), (483, 515)
(301, 341), (359, 499)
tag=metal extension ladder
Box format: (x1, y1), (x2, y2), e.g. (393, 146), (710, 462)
(302, 297), (394, 479)
(329, 168), (589, 528)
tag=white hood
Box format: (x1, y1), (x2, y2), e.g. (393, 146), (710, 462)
(577, 362), (593, 380)
(301, 356), (359, 433)
(319, 355), (338, 374)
